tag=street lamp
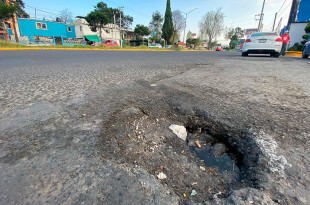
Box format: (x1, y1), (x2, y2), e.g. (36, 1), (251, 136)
(182, 8), (198, 45)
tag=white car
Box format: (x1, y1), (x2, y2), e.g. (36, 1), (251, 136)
(242, 32), (283, 57)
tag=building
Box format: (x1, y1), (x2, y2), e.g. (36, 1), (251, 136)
(0, 23), (13, 40)
(17, 18), (78, 45)
(287, 0), (310, 46)
(73, 18), (121, 45)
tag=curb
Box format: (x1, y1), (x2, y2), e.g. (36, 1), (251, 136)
(285, 51), (302, 57)
(0, 47), (211, 52)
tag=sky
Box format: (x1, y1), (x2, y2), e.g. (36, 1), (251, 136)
(23, 0), (293, 40)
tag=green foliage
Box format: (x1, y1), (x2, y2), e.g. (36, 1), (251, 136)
(149, 11), (163, 38)
(305, 22), (310, 33)
(302, 34), (309, 40)
(134, 24), (150, 39)
(288, 43), (303, 51)
(226, 27), (244, 40)
(162, 0), (174, 43)
(85, 10), (108, 42)
(226, 27), (244, 49)
(0, 40), (26, 47)
(186, 38), (201, 49)
(0, 2), (17, 21)
(0, 0), (29, 18)
(85, 1), (133, 38)
(149, 36), (161, 43)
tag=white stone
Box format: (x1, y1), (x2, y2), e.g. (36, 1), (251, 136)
(200, 166), (206, 172)
(157, 172), (167, 180)
(169, 124), (187, 141)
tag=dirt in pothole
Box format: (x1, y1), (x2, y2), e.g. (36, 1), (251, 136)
(99, 103), (265, 203)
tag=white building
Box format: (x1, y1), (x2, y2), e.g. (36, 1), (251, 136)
(73, 19), (121, 44)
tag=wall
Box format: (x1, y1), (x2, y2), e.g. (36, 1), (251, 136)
(289, 22), (308, 46)
(18, 18), (76, 38)
(73, 19), (121, 44)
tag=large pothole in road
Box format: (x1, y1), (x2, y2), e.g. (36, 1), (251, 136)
(99, 104), (265, 203)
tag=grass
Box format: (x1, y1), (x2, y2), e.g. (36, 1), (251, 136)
(0, 40), (210, 52)
(0, 40), (28, 48)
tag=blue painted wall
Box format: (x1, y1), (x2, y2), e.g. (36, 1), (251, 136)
(297, 0), (310, 22)
(18, 18), (76, 44)
(8, 28), (12, 35)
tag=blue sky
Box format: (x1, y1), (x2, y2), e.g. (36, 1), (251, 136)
(23, 0), (292, 38)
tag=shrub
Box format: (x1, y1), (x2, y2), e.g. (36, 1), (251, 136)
(288, 43), (303, 51)
(305, 22), (310, 33)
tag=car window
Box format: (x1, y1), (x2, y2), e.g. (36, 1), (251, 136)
(251, 32), (277, 37)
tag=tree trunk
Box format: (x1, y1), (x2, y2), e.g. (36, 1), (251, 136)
(1, 22), (8, 41)
(12, 15), (19, 43)
(99, 28), (102, 43)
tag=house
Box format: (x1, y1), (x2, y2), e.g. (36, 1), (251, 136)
(73, 18), (121, 45)
(0, 23), (13, 40)
(17, 18), (78, 45)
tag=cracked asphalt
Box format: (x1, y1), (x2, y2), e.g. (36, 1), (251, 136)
(0, 50), (309, 204)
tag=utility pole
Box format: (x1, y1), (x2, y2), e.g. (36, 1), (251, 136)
(287, 0), (299, 30)
(258, 0), (266, 31)
(120, 10), (122, 48)
(113, 13), (116, 42)
(181, 8), (198, 45)
(272, 12), (278, 31)
(35, 9), (37, 19)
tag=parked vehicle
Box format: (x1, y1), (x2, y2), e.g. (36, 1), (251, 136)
(92, 40), (119, 47)
(242, 32), (282, 57)
(148, 43), (162, 48)
(302, 40), (310, 58)
(215, 46), (223, 51)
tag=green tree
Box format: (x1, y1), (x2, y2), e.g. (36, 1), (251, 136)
(226, 27), (244, 49)
(161, 0), (173, 44)
(149, 11), (163, 43)
(85, 9), (109, 42)
(134, 24), (150, 41)
(134, 24), (150, 45)
(1, 0), (29, 18)
(85, 2), (133, 42)
(186, 38), (201, 49)
(0, 1), (17, 41)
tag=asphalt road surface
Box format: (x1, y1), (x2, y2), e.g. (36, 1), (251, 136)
(0, 50), (309, 205)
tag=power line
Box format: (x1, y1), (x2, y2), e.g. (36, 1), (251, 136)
(277, 0), (288, 13)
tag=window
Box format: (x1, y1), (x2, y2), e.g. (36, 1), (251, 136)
(80, 26), (83, 32)
(67, 27), (72, 32)
(36, 22), (47, 30)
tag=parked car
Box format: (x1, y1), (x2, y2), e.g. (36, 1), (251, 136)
(92, 40), (119, 47)
(302, 40), (310, 58)
(215, 46), (223, 51)
(148, 43), (162, 48)
(241, 32), (283, 57)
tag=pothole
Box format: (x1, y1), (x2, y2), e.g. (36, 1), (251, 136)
(99, 104), (266, 203)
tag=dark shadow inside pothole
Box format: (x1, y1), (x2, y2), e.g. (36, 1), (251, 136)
(190, 145), (240, 174)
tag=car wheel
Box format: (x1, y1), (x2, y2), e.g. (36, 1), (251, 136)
(302, 47), (309, 59)
(272, 53), (280, 58)
(242, 52), (248, 57)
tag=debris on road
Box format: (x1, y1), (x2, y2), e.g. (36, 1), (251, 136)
(150, 84), (157, 87)
(195, 140), (202, 148)
(191, 190), (197, 196)
(200, 166), (206, 172)
(169, 124), (187, 141)
(157, 172), (167, 180)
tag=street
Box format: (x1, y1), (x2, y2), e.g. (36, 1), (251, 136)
(0, 50), (310, 204)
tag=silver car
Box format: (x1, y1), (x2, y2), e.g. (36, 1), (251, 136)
(242, 32), (283, 58)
